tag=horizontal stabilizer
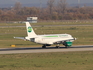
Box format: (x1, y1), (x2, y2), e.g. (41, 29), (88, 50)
(14, 37), (25, 40)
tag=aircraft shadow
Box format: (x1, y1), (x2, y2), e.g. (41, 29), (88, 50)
(0, 45), (93, 51)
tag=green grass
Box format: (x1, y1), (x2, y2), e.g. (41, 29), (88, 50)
(0, 51), (93, 70)
(0, 21), (93, 48)
(0, 21), (93, 70)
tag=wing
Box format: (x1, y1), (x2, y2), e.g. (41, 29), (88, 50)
(53, 38), (76, 44)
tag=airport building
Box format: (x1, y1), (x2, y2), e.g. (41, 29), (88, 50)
(27, 17), (38, 23)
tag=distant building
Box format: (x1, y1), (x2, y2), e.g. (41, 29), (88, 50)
(27, 17), (38, 23)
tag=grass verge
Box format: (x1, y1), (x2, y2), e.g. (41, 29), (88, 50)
(0, 51), (93, 70)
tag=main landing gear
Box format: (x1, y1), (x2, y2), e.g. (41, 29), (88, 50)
(42, 44), (60, 48)
(42, 45), (46, 48)
(56, 44), (60, 48)
(42, 44), (51, 48)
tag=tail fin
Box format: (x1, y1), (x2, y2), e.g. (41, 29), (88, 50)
(26, 22), (37, 38)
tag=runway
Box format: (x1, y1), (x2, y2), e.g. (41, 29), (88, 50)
(1, 24), (93, 28)
(0, 45), (93, 54)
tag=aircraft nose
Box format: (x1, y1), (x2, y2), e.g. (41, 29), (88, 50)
(74, 38), (77, 40)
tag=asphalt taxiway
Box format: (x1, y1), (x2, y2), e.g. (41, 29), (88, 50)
(0, 45), (93, 54)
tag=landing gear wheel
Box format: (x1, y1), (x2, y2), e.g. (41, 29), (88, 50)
(65, 46), (69, 48)
(56, 46), (60, 48)
(42, 45), (46, 48)
(56, 44), (60, 48)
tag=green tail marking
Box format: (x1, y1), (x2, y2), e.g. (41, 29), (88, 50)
(28, 27), (32, 32)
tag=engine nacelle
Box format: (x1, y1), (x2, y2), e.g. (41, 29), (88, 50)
(63, 41), (72, 47)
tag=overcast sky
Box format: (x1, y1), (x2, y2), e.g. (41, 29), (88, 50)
(0, 0), (93, 5)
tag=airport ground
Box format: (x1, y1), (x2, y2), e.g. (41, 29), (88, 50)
(0, 21), (93, 70)
(0, 21), (93, 48)
(0, 51), (93, 70)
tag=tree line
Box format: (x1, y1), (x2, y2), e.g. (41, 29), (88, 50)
(0, 0), (93, 21)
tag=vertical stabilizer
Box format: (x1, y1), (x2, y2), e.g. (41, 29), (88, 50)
(26, 22), (37, 38)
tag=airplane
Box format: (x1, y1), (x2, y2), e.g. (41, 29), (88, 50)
(14, 22), (76, 48)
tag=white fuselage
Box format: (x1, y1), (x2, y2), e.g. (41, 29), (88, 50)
(29, 34), (74, 45)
